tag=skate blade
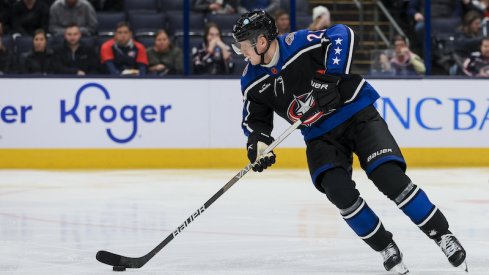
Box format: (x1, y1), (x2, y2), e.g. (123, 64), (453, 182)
(391, 261), (409, 275)
(457, 260), (468, 272)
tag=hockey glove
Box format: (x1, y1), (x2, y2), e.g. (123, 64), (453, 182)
(247, 132), (276, 172)
(310, 73), (342, 114)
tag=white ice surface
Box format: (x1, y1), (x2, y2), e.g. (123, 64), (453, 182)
(0, 168), (488, 274)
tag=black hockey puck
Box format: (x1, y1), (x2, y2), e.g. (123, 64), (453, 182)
(113, 266), (126, 272)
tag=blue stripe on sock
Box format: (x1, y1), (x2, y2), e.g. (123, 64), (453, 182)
(344, 203), (379, 237)
(401, 189), (435, 224)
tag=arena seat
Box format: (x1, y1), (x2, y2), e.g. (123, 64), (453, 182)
(97, 12), (126, 36)
(129, 12), (166, 36)
(166, 13), (205, 36)
(159, 0), (183, 11)
(124, 0), (159, 12)
(280, 0), (309, 14)
(206, 14), (240, 35)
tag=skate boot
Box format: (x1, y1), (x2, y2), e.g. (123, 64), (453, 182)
(380, 241), (409, 274)
(436, 232), (468, 272)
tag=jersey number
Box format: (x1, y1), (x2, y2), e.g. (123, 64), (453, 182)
(307, 32), (324, 42)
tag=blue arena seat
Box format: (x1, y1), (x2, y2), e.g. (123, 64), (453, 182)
(97, 12), (126, 36)
(280, 0), (309, 14)
(1, 35), (14, 52)
(135, 35), (155, 48)
(124, 0), (159, 12)
(206, 14), (240, 35)
(159, 0), (183, 11)
(129, 12), (166, 36)
(14, 36), (34, 56)
(96, 35), (114, 48)
(295, 14), (311, 30)
(174, 34), (204, 49)
(166, 13), (205, 36)
(432, 17), (461, 35)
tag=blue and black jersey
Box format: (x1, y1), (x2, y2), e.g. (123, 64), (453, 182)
(240, 24), (380, 142)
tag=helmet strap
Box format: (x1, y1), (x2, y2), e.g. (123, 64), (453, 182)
(254, 39), (272, 65)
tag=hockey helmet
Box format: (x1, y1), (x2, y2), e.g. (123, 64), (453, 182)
(231, 10), (278, 55)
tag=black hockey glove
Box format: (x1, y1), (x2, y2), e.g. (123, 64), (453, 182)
(247, 132), (276, 172)
(310, 73), (342, 114)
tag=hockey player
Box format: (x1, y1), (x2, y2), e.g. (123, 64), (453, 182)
(232, 10), (467, 274)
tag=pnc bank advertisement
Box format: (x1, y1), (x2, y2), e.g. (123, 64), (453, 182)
(0, 78), (488, 149)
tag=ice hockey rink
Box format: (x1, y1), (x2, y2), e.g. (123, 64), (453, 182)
(0, 168), (487, 275)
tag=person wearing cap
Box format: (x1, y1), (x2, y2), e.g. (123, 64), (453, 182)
(308, 5), (331, 31)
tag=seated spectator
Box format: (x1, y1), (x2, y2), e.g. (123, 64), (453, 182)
(52, 23), (99, 75)
(0, 22), (15, 74)
(11, 0), (49, 36)
(406, 0), (425, 43)
(308, 5), (331, 31)
(146, 30), (183, 75)
(100, 22), (148, 76)
(370, 50), (395, 76)
(389, 35), (426, 75)
(88, 0), (123, 12)
(192, 22), (233, 75)
(21, 29), (55, 74)
(462, 36), (489, 76)
(238, 0), (278, 14)
(193, 0), (237, 14)
(49, 0), (98, 36)
(0, 0), (13, 34)
(274, 9), (290, 35)
(455, 10), (483, 58)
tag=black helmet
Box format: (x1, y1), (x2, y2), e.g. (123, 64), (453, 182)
(232, 10), (278, 44)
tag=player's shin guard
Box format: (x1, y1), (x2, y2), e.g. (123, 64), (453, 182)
(394, 182), (448, 239)
(340, 197), (392, 251)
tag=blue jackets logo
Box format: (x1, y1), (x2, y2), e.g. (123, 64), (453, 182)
(60, 83), (172, 143)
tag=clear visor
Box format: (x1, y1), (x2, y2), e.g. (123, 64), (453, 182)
(231, 40), (256, 55)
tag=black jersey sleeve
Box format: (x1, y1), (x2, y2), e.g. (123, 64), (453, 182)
(242, 94), (274, 137)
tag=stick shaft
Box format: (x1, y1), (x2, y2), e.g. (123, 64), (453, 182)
(97, 110), (314, 269)
(141, 118), (305, 264)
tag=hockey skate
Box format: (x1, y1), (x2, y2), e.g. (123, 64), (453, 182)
(436, 232), (468, 272)
(380, 241), (409, 274)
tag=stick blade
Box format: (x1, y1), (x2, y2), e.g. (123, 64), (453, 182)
(96, 250), (123, 266)
(96, 250), (146, 269)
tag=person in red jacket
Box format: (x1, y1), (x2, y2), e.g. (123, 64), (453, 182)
(100, 22), (148, 76)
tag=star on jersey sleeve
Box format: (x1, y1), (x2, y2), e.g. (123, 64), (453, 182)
(323, 24), (356, 75)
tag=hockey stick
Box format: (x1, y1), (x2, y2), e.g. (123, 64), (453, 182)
(96, 107), (318, 271)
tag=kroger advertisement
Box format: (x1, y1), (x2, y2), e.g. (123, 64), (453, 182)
(0, 78), (488, 148)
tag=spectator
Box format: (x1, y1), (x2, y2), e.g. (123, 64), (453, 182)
(455, 10), (483, 58)
(238, 0), (279, 14)
(193, 0), (237, 14)
(100, 22), (148, 76)
(462, 36), (489, 76)
(371, 50), (395, 76)
(274, 9), (290, 35)
(88, 0), (123, 12)
(406, 0), (425, 44)
(192, 22), (233, 74)
(0, 22), (15, 74)
(308, 5), (331, 31)
(49, 0), (98, 36)
(52, 23), (99, 75)
(21, 29), (55, 74)
(389, 35), (426, 75)
(11, 0), (49, 36)
(0, 0), (14, 34)
(146, 29), (183, 75)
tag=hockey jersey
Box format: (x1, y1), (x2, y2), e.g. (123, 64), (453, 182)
(240, 24), (380, 142)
